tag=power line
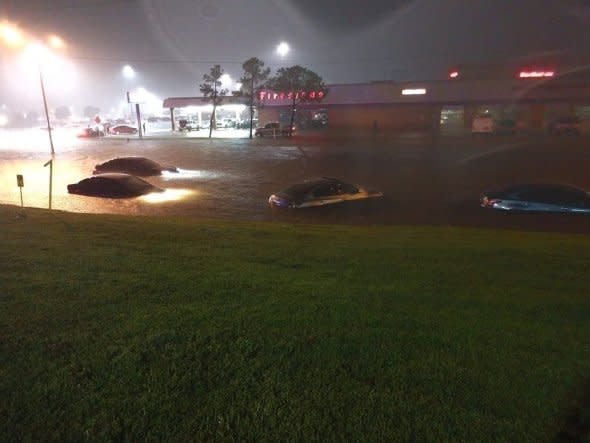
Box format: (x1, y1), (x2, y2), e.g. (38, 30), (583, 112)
(1, 0), (138, 13)
(68, 53), (443, 68)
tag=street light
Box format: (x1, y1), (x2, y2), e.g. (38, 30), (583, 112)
(0, 21), (25, 48)
(277, 41), (290, 57)
(220, 73), (232, 89)
(48, 34), (65, 50)
(122, 64), (136, 79)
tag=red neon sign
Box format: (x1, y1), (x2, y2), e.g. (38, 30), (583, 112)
(519, 71), (555, 78)
(259, 90), (325, 101)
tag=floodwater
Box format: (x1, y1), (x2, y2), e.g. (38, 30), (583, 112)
(1, 128), (590, 233)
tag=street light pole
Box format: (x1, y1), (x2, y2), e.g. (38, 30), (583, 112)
(39, 65), (55, 157)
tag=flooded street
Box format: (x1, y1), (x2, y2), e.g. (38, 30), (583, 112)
(1, 128), (590, 232)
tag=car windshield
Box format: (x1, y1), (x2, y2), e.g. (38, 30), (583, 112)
(4, 3), (590, 442)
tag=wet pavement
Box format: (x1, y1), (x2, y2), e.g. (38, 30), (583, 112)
(1, 128), (589, 233)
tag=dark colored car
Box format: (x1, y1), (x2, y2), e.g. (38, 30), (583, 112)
(110, 125), (138, 135)
(269, 177), (383, 208)
(480, 184), (590, 213)
(255, 122), (294, 137)
(178, 119), (198, 131)
(77, 127), (104, 138)
(548, 116), (582, 135)
(93, 157), (178, 176)
(67, 173), (163, 198)
(494, 118), (517, 135)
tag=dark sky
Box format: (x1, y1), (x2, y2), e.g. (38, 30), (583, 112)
(1, 0), (590, 114)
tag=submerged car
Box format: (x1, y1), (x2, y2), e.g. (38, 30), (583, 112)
(480, 184), (590, 213)
(67, 173), (163, 198)
(269, 177), (383, 208)
(93, 157), (178, 176)
(110, 125), (138, 135)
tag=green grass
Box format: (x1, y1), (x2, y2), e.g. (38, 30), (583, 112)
(1, 205), (589, 442)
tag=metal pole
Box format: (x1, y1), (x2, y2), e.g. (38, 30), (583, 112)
(135, 103), (143, 138)
(19, 188), (23, 207)
(44, 159), (53, 210)
(39, 66), (55, 157)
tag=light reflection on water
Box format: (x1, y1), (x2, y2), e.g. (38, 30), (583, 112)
(162, 168), (221, 180)
(140, 188), (195, 203)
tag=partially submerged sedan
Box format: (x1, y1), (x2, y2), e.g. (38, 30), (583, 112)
(67, 173), (163, 198)
(269, 177), (383, 208)
(93, 157), (178, 176)
(480, 184), (590, 214)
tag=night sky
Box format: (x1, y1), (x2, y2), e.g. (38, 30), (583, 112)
(1, 0), (589, 113)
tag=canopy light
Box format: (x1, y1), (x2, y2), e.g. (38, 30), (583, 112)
(449, 71), (459, 79)
(519, 71), (555, 78)
(401, 88), (427, 95)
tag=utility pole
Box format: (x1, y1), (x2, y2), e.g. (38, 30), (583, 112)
(39, 67), (55, 156)
(135, 103), (143, 138)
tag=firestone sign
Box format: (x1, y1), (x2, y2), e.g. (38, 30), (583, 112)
(259, 90), (325, 102)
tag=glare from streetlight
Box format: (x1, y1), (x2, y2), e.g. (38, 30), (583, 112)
(122, 64), (136, 79)
(0, 21), (26, 49)
(277, 41), (290, 57)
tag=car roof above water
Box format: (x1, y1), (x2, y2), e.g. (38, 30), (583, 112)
(280, 177), (347, 196)
(489, 183), (589, 197)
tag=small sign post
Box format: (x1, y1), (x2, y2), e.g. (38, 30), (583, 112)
(16, 174), (24, 207)
(44, 159), (53, 210)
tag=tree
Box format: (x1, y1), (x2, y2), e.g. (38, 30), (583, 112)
(83, 105), (100, 120)
(55, 106), (71, 120)
(200, 64), (228, 138)
(238, 57), (270, 139)
(266, 65), (327, 136)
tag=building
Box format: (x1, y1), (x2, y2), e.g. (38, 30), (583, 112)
(163, 61), (590, 134)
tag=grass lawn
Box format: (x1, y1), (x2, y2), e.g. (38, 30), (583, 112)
(1, 205), (589, 441)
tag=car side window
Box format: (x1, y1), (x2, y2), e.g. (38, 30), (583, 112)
(313, 184), (337, 197)
(520, 189), (584, 205)
(517, 190), (554, 203)
(339, 183), (359, 194)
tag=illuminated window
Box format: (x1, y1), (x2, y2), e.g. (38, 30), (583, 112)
(401, 88), (427, 95)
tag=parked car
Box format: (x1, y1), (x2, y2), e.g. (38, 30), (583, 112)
(77, 127), (104, 138)
(178, 119), (198, 132)
(494, 118), (517, 135)
(67, 173), (163, 198)
(93, 157), (178, 176)
(548, 116), (582, 135)
(480, 184), (590, 214)
(255, 122), (295, 137)
(472, 115), (495, 134)
(268, 177), (383, 208)
(110, 125), (138, 135)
